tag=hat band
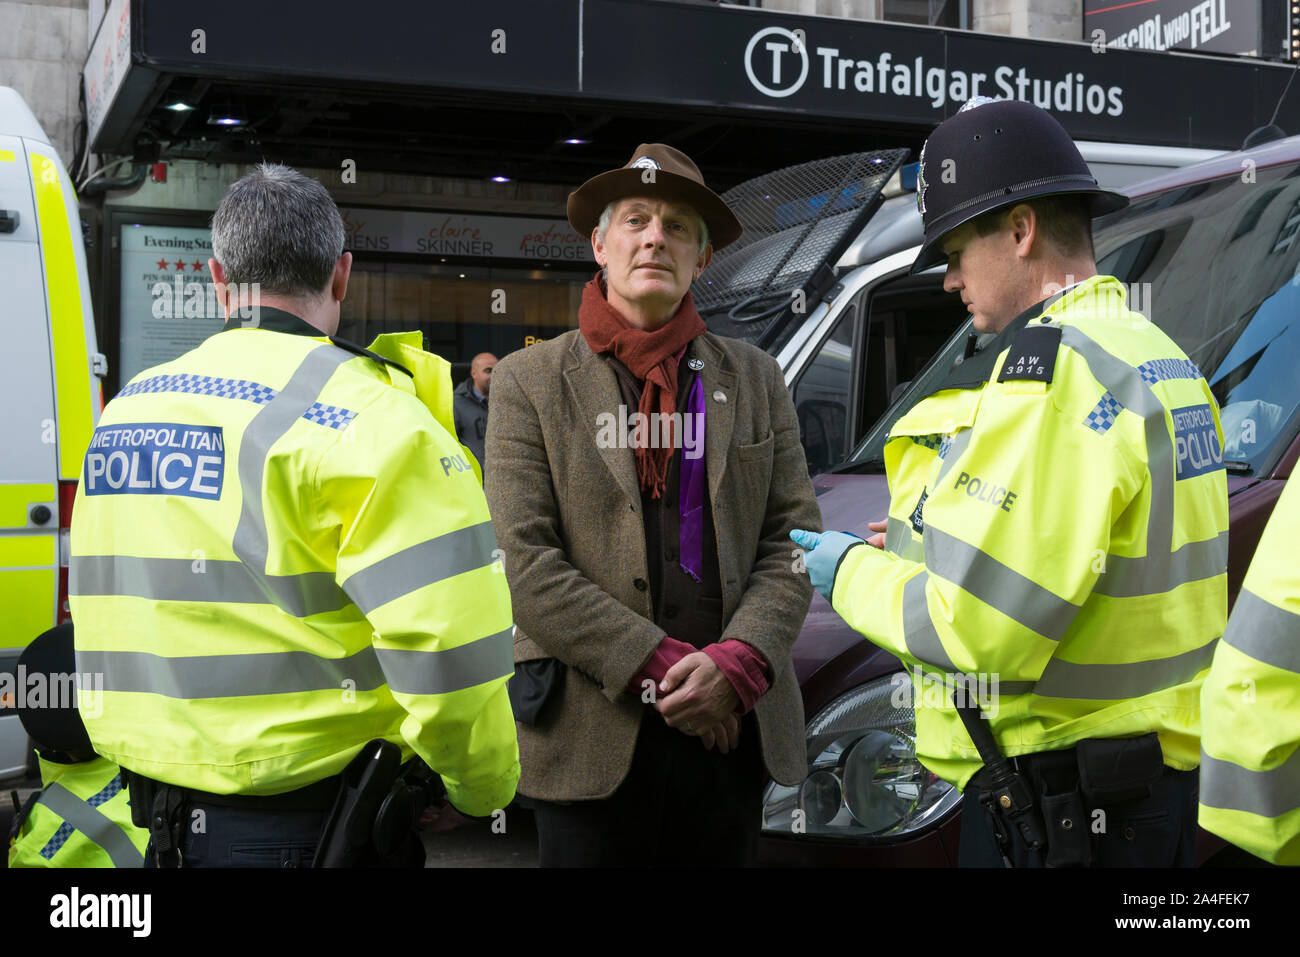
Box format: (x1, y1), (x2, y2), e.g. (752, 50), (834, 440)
(929, 172), (1101, 226)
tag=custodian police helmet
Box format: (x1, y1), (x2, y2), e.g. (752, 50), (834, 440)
(911, 97), (1130, 274)
(15, 622), (95, 763)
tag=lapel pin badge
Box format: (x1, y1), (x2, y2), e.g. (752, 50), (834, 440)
(687, 358), (704, 371)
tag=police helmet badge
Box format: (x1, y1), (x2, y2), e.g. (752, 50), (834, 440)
(916, 140), (928, 216)
(958, 94), (997, 113)
(919, 97), (996, 216)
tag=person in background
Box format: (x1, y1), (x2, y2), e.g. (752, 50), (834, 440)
(454, 352), (496, 469)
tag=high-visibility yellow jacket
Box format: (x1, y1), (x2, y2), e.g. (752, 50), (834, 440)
(8, 756), (147, 868)
(1200, 476), (1300, 865)
(832, 276), (1229, 789)
(69, 309), (519, 816)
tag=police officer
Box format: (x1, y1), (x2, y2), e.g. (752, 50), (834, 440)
(793, 98), (1228, 867)
(1200, 476), (1300, 865)
(8, 624), (147, 868)
(69, 164), (519, 867)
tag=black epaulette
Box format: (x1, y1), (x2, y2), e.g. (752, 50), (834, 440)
(329, 336), (414, 381)
(996, 320), (1061, 384)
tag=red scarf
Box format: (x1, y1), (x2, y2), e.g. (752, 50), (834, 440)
(579, 273), (706, 498)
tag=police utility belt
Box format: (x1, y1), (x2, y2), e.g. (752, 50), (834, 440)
(123, 739), (440, 868)
(957, 689), (1165, 868)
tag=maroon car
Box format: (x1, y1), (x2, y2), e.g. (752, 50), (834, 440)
(757, 134), (1300, 866)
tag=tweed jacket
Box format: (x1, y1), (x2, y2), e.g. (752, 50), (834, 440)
(484, 328), (820, 801)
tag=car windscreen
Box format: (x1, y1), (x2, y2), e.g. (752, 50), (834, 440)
(844, 163), (1300, 478)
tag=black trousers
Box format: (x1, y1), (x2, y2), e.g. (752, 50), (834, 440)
(531, 712), (764, 867)
(143, 803), (327, 868)
(958, 762), (1199, 868)
(142, 802), (425, 868)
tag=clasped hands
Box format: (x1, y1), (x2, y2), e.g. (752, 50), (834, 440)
(651, 518), (893, 751)
(654, 651), (742, 754)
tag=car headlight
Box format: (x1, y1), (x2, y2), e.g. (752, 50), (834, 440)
(761, 673), (961, 841)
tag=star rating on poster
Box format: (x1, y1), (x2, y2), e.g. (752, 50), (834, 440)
(153, 259), (209, 272)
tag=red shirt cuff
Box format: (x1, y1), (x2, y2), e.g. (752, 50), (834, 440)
(703, 641), (771, 715)
(627, 636), (696, 695)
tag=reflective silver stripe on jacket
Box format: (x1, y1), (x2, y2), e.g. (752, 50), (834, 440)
(1094, 530), (1228, 598)
(901, 573), (957, 671)
(1223, 588), (1300, 674)
(78, 629), (514, 700)
(1058, 328), (1184, 595)
(1031, 635), (1218, 700)
(1201, 748), (1300, 818)
(884, 517), (924, 562)
(72, 555), (340, 613)
(77, 646), (387, 697)
(924, 525), (1081, 641)
(342, 522), (499, 615)
(74, 524), (503, 616)
(230, 344), (356, 614)
(376, 626), (514, 695)
(949, 638), (1218, 700)
(36, 782), (143, 868)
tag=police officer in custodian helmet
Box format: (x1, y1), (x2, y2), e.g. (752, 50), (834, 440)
(793, 98), (1229, 867)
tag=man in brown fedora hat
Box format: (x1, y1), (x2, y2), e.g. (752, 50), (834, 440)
(485, 143), (820, 866)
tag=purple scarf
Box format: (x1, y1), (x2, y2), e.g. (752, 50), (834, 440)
(678, 372), (707, 583)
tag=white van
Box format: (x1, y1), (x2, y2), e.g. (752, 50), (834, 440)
(0, 87), (105, 784)
(694, 141), (1222, 475)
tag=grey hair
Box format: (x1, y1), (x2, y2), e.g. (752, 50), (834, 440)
(210, 162), (345, 298)
(596, 200), (710, 253)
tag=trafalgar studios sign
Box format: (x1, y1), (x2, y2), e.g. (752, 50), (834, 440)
(580, 0), (1294, 148)
(1085, 0), (1258, 56)
(742, 24), (1125, 119)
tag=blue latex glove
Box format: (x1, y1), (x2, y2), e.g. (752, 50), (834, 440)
(790, 529), (865, 602)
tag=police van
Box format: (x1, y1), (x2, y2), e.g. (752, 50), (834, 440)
(0, 87), (105, 784)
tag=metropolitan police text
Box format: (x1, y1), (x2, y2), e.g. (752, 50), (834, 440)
(83, 423), (227, 501)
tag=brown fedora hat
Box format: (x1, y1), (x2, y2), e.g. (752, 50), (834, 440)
(567, 143), (742, 250)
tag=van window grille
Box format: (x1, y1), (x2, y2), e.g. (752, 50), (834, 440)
(694, 149), (909, 346)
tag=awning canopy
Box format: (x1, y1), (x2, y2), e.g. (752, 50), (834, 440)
(85, 0), (1300, 189)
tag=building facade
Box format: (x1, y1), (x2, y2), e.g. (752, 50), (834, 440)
(0, 0), (1290, 396)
